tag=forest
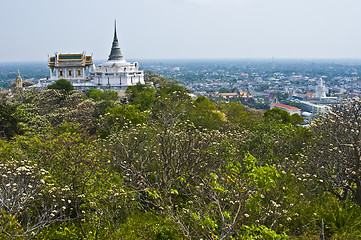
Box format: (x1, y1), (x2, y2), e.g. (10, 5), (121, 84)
(1, 73), (361, 239)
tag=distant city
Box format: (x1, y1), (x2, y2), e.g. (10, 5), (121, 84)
(1, 58), (361, 121)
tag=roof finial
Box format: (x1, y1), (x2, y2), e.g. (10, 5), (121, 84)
(114, 19), (118, 41)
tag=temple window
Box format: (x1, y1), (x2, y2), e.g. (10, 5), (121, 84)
(78, 70), (81, 76)
(60, 71), (63, 77)
(69, 71), (72, 76)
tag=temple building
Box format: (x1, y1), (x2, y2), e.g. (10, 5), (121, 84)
(34, 21), (144, 90)
(35, 52), (93, 88)
(48, 52), (93, 82)
(89, 22), (145, 89)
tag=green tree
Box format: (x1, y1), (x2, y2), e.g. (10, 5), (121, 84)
(158, 81), (190, 95)
(264, 108), (292, 124)
(99, 104), (149, 137)
(219, 87), (231, 93)
(0, 103), (21, 139)
(144, 71), (168, 86)
(150, 90), (191, 129)
(47, 79), (74, 92)
(126, 83), (156, 111)
(86, 89), (118, 102)
(264, 108), (303, 126)
(86, 89), (119, 117)
(187, 96), (224, 130)
(222, 102), (262, 128)
(290, 113), (304, 125)
(275, 91), (288, 101)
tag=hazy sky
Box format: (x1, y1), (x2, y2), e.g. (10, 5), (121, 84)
(1, 0), (361, 62)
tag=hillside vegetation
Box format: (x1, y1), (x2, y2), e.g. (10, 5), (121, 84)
(1, 75), (361, 239)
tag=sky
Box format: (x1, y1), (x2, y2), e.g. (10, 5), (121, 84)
(1, 0), (361, 62)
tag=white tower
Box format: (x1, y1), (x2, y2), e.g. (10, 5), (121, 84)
(89, 21), (145, 89)
(315, 78), (326, 99)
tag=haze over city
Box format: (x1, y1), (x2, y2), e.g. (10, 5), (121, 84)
(1, 0), (361, 62)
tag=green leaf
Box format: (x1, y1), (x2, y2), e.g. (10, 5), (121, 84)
(170, 189), (179, 195)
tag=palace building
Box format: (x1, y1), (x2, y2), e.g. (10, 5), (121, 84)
(34, 22), (144, 90)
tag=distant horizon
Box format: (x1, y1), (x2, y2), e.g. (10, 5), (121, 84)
(2, 57), (361, 65)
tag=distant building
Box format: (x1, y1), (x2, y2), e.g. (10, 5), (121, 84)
(220, 92), (238, 99)
(299, 101), (331, 115)
(219, 91), (251, 100)
(270, 103), (301, 115)
(15, 70), (23, 91)
(292, 92), (306, 100)
(239, 91), (251, 98)
(315, 78), (327, 99)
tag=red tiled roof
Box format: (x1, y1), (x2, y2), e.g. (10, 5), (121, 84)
(270, 103), (300, 111)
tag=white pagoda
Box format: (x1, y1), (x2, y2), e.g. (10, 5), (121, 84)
(89, 21), (145, 89)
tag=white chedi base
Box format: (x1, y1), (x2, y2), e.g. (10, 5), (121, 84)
(90, 59), (145, 89)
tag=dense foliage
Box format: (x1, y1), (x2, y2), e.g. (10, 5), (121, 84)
(47, 79), (74, 92)
(1, 75), (361, 239)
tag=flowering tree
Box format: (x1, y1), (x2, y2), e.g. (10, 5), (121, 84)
(0, 154), (68, 238)
(18, 90), (98, 132)
(106, 118), (301, 239)
(0, 128), (126, 239)
(25, 130), (124, 238)
(306, 98), (361, 206)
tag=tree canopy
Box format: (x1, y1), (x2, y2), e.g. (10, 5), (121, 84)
(0, 103), (21, 139)
(47, 78), (74, 92)
(1, 75), (361, 239)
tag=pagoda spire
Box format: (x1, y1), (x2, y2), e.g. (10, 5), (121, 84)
(15, 70), (23, 90)
(108, 20), (123, 60)
(114, 20), (118, 41)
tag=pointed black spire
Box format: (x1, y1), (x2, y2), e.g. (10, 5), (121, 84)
(114, 20), (118, 41)
(108, 20), (123, 60)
